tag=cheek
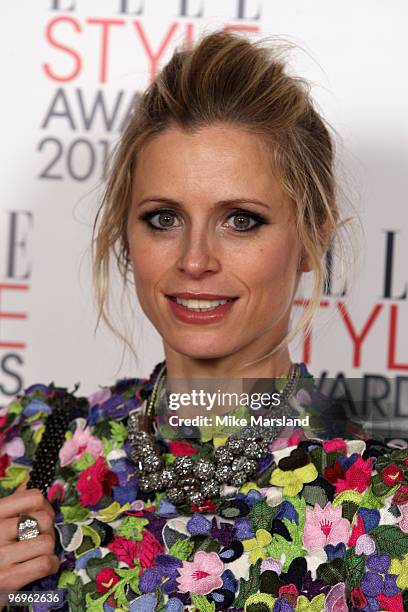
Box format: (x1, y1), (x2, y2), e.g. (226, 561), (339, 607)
(128, 239), (155, 290)
(240, 240), (299, 288)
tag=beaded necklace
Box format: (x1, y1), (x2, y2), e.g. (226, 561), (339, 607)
(128, 363), (302, 507)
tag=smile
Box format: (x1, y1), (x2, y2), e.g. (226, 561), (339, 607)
(172, 297), (231, 311)
(165, 294), (238, 324)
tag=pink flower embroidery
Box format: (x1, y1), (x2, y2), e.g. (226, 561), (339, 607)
(176, 550), (223, 594)
(47, 482), (65, 504)
(88, 387), (111, 407)
(59, 423), (103, 467)
(0, 404), (11, 417)
(0, 453), (10, 477)
(348, 514), (365, 547)
(139, 530), (164, 568)
(303, 502), (351, 551)
(108, 536), (140, 568)
(77, 457), (118, 507)
(96, 567), (120, 593)
(3, 437), (25, 458)
(323, 438), (347, 454)
(334, 456), (372, 493)
(399, 504), (408, 533)
(168, 441), (197, 456)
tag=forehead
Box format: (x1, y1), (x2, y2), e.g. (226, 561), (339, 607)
(132, 124), (287, 208)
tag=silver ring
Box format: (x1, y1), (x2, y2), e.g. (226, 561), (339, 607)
(17, 514), (40, 541)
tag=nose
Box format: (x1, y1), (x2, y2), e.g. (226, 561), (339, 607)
(176, 224), (221, 278)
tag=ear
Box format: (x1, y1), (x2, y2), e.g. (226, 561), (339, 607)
(298, 218), (334, 273)
(298, 249), (312, 273)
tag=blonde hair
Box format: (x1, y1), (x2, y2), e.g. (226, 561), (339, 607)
(93, 30), (346, 362)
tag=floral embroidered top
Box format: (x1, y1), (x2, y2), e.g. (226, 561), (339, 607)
(1, 362), (408, 612)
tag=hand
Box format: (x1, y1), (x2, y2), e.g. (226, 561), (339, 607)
(0, 487), (59, 606)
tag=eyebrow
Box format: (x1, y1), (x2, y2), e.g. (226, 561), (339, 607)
(135, 197), (272, 210)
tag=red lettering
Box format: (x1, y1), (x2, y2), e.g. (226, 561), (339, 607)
(387, 304), (408, 370)
(43, 16), (82, 82)
(337, 302), (383, 368)
(87, 18), (125, 84)
(184, 22), (195, 49)
(0, 284), (28, 350)
(133, 21), (179, 82)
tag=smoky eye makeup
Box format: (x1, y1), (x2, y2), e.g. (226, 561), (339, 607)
(224, 208), (269, 232)
(137, 205), (270, 233)
(138, 208), (181, 231)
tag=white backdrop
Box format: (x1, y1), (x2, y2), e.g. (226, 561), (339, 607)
(0, 1), (407, 418)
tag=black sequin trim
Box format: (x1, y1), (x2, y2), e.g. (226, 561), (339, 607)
(27, 389), (89, 496)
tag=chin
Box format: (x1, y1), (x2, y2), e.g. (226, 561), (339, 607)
(166, 335), (237, 361)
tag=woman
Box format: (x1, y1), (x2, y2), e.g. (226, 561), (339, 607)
(1, 31), (407, 612)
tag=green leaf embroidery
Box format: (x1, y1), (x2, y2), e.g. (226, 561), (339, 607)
(258, 500), (307, 569)
(25, 411), (49, 423)
(360, 486), (386, 510)
(102, 437), (113, 456)
(117, 516), (148, 540)
(129, 573), (140, 595)
(284, 495), (306, 532)
(234, 559), (262, 608)
(302, 485), (328, 508)
(57, 570), (78, 588)
(66, 576), (86, 612)
(0, 466), (29, 489)
(116, 567), (140, 580)
(309, 446), (328, 475)
(110, 421), (128, 446)
(345, 548), (365, 588)
(265, 530), (306, 571)
(316, 557), (346, 586)
(249, 499), (277, 531)
(85, 553), (118, 581)
(191, 594), (216, 611)
(371, 525), (408, 559)
(371, 473), (396, 497)
(81, 524), (101, 548)
(189, 534), (220, 555)
(341, 501), (359, 522)
(113, 580), (128, 608)
(85, 592), (110, 612)
(168, 538), (194, 560)
(7, 401), (23, 415)
(154, 588), (167, 612)
(33, 425), (45, 445)
(333, 490), (363, 507)
(61, 504), (90, 523)
(282, 517), (303, 548)
(98, 501), (130, 522)
(72, 451), (96, 471)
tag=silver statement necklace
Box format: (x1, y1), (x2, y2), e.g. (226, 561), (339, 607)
(127, 363), (301, 507)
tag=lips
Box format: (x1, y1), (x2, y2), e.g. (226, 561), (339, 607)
(166, 292), (237, 300)
(165, 293), (238, 325)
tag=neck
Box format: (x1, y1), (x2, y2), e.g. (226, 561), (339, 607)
(162, 345), (293, 379)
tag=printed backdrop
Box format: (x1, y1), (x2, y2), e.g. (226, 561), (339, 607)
(0, 1), (407, 426)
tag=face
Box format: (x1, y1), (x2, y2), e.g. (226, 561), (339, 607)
(127, 124), (304, 365)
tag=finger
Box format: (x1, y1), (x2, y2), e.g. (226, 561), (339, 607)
(0, 555), (60, 593)
(16, 481), (28, 492)
(0, 511), (54, 545)
(0, 534), (55, 569)
(0, 489), (54, 520)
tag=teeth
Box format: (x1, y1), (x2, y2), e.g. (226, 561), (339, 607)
(175, 297), (229, 311)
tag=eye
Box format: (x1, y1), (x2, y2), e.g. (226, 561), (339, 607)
(142, 209), (181, 230)
(225, 212), (263, 232)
